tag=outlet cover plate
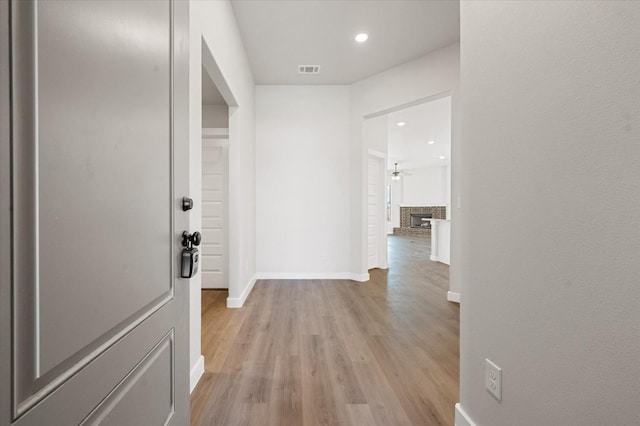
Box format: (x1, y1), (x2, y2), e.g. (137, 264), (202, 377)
(485, 358), (502, 401)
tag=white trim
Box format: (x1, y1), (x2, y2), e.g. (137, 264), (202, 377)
(430, 254), (439, 262)
(190, 355), (205, 394)
(226, 273), (257, 308)
(367, 148), (386, 158)
(447, 291), (461, 303)
(201, 37), (238, 106)
(202, 127), (229, 138)
(257, 272), (369, 281)
(455, 403), (476, 426)
(363, 90), (451, 119)
(349, 272), (370, 282)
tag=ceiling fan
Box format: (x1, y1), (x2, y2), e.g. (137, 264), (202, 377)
(389, 162), (412, 181)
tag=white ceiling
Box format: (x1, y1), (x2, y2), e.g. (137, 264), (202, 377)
(230, 0), (460, 85)
(387, 96), (451, 170)
(202, 66), (226, 105)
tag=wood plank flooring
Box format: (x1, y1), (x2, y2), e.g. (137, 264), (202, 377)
(191, 235), (459, 425)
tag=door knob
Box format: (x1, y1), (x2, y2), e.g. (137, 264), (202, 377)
(182, 231), (201, 248)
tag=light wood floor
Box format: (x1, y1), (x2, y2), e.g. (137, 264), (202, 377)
(191, 235), (459, 425)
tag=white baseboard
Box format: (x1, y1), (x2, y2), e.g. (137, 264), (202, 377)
(455, 403), (476, 426)
(226, 273), (257, 308)
(257, 272), (348, 280)
(349, 272), (370, 282)
(190, 355), (205, 394)
(447, 291), (461, 303)
(255, 272), (370, 282)
(430, 255), (451, 266)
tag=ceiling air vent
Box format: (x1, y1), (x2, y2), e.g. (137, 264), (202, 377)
(298, 65), (320, 75)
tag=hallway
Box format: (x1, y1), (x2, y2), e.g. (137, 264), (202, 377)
(191, 235), (459, 425)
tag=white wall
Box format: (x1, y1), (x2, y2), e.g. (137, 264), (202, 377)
(459, 1), (640, 425)
(400, 166), (448, 207)
(350, 43), (461, 291)
(188, 0), (255, 386)
(433, 220), (450, 265)
(363, 115), (388, 154)
(202, 104), (228, 128)
(256, 86), (351, 277)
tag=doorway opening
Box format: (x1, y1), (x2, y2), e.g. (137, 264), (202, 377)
(201, 66), (229, 290)
(189, 37), (241, 394)
(363, 94), (452, 272)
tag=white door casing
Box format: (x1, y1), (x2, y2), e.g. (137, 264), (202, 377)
(0, 1), (190, 424)
(201, 132), (228, 289)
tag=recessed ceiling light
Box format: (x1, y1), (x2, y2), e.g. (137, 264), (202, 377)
(397, 121), (406, 127)
(428, 140), (435, 145)
(439, 155), (446, 160)
(355, 33), (368, 43)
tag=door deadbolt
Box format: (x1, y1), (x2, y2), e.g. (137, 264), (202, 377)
(182, 196), (194, 211)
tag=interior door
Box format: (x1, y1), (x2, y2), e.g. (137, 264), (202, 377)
(368, 157), (380, 269)
(201, 137), (228, 289)
(0, 1), (190, 425)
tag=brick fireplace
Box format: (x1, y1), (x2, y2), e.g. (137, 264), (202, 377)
(394, 206), (446, 236)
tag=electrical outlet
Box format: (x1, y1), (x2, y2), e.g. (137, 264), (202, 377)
(485, 358), (502, 401)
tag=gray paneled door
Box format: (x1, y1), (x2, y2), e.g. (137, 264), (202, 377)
(0, 1), (190, 425)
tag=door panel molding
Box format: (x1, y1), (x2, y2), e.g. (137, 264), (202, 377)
(11, 1), (40, 411)
(16, 294), (174, 418)
(0, 0), (13, 422)
(80, 330), (175, 425)
(11, 302), (180, 426)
